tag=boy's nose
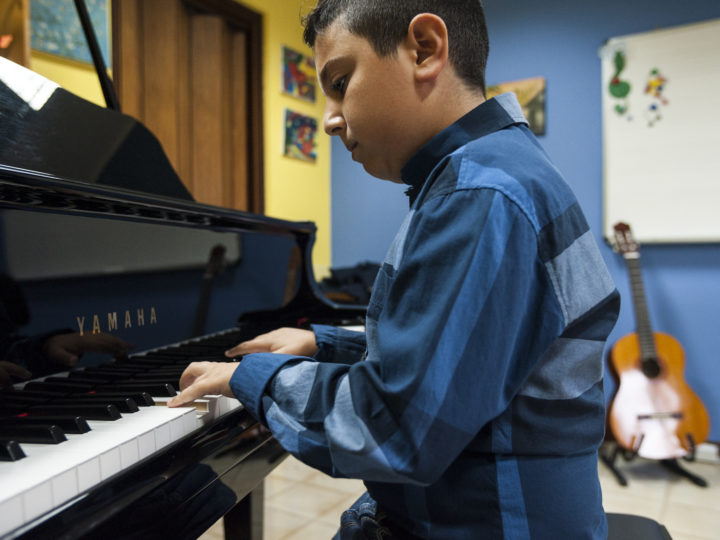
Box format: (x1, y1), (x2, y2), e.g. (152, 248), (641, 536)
(323, 106), (345, 136)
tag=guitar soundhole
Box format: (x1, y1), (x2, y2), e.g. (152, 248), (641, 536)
(641, 357), (662, 378)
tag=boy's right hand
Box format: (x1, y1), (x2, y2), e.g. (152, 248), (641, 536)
(225, 327), (318, 358)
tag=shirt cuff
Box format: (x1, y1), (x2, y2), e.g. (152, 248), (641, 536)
(229, 352), (298, 423)
(311, 324), (366, 364)
(311, 324), (336, 363)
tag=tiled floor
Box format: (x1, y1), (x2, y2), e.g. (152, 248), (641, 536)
(200, 443), (720, 540)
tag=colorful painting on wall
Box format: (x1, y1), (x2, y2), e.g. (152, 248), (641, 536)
(486, 76), (547, 136)
(30, 0), (110, 66)
(282, 45), (316, 102)
(284, 109), (317, 163)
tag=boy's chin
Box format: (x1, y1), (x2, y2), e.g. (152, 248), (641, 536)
(362, 163), (403, 184)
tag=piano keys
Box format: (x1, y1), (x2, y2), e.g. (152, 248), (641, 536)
(0, 328), (249, 537)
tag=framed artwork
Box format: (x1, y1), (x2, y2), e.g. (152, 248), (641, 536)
(30, 0), (110, 66)
(283, 109), (317, 163)
(487, 76), (546, 136)
(282, 45), (316, 102)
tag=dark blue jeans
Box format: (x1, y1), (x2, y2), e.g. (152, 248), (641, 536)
(333, 491), (394, 540)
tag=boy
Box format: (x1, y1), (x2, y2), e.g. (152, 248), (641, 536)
(169, 1), (620, 538)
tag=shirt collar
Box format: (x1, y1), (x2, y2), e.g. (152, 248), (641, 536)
(401, 93), (528, 201)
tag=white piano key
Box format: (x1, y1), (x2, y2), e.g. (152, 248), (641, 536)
(153, 394), (244, 425)
(99, 447), (121, 480)
(138, 430), (155, 460)
(76, 457), (101, 492)
(119, 438), (140, 469)
(0, 491), (24, 536)
(155, 422), (170, 448)
(22, 480), (53, 523)
(0, 405), (198, 538)
(51, 468), (78, 508)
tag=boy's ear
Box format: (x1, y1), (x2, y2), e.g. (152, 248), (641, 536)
(406, 13), (449, 83)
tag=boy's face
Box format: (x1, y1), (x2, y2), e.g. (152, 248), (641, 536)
(315, 20), (424, 183)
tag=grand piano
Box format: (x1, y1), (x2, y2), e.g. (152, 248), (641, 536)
(0, 49), (364, 539)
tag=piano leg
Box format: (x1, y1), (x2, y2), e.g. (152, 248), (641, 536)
(223, 482), (264, 540)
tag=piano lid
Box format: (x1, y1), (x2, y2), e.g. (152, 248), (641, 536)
(0, 57), (194, 201)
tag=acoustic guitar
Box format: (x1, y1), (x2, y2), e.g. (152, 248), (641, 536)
(608, 222), (710, 460)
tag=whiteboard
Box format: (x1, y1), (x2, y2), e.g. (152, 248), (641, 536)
(601, 18), (720, 244)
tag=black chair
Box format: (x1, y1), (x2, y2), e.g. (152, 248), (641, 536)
(607, 513), (672, 540)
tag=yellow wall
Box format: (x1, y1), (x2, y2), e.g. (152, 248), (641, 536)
(30, 51), (105, 106)
(29, 0), (332, 277)
(237, 0), (330, 277)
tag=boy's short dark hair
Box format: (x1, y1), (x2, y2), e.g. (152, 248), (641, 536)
(303, 0), (490, 94)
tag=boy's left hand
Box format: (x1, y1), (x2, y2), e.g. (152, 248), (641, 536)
(167, 361), (239, 407)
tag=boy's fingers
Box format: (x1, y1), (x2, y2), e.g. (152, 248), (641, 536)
(225, 336), (270, 357)
(168, 362), (238, 407)
(169, 384), (206, 407)
(177, 361), (208, 390)
(0, 361), (32, 378)
(0, 362), (32, 389)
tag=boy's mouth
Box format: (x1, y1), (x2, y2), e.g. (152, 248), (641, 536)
(346, 141), (358, 153)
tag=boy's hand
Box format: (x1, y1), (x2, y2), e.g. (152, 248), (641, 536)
(0, 360), (31, 388)
(225, 327), (317, 358)
(167, 361), (239, 407)
(42, 332), (133, 366)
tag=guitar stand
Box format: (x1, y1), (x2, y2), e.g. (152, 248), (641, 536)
(600, 437), (708, 487)
(600, 443), (632, 486)
(659, 459), (708, 487)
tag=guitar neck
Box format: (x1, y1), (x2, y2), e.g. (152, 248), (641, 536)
(624, 254), (658, 359)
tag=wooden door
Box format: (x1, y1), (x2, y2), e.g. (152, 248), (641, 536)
(112, 0), (263, 213)
(0, 0), (30, 67)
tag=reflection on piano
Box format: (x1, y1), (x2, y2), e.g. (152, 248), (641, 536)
(0, 54), (364, 539)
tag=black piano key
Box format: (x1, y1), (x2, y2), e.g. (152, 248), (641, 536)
(112, 373), (180, 386)
(0, 440), (26, 462)
(91, 365), (152, 381)
(0, 394), (52, 406)
(114, 356), (182, 366)
(141, 367), (187, 375)
(203, 335), (243, 348)
(80, 391), (155, 406)
(60, 397), (139, 413)
(98, 363), (163, 372)
(62, 375), (113, 384)
(2, 388), (67, 398)
(133, 371), (183, 379)
(23, 380), (96, 393)
(97, 382), (177, 397)
(142, 348), (205, 358)
(0, 425), (67, 444)
(126, 377), (181, 390)
(2, 415), (92, 434)
(29, 404), (122, 420)
(67, 371), (123, 382)
(132, 372), (183, 381)
(0, 403), (28, 416)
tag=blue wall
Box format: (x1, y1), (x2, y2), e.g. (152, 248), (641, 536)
(330, 147), (407, 267)
(330, 0), (720, 441)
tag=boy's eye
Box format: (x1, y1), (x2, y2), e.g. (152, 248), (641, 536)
(331, 76), (347, 95)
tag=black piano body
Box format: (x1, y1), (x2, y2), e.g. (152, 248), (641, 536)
(0, 56), (365, 539)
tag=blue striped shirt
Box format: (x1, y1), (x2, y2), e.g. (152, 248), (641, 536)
(231, 93), (620, 539)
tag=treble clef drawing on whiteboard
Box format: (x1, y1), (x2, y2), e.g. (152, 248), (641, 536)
(608, 49), (632, 117)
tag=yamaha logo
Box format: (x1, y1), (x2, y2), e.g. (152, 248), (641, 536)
(76, 307), (158, 335)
